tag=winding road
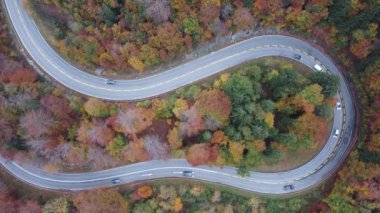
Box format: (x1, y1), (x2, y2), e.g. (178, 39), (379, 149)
(1, 0), (356, 194)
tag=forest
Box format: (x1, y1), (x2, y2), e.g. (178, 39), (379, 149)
(0, 0), (380, 212)
(25, 0), (378, 76)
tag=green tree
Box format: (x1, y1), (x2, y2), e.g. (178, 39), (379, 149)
(326, 194), (357, 213)
(269, 69), (307, 100)
(224, 74), (259, 105)
(199, 130), (213, 142)
(308, 72), (340, 98)
(42, 197), (70, 213)
(242, 143), (264, 168)
(260, 99), (276, 112)
(316, 104), (333, 119)
(106, 135), (127, 158)
(237, 166), (250, 177)
(102, 3), (118, 27)
(263, 147), (282, 165)
(182, 18), (200, 36)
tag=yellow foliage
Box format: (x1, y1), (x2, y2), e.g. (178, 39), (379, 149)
(229, 142), (245, 163)
(368, 133), (380, 152)
(43, 163), (59, 173)
(213, 73), (230, 89)
(211, 131), (229, 146)
(252, 140), (266, 152)
(167, 128), (183, 149)
(264, 113), (275, 128)
(152, 99), (167, 112)
(190, 185), (204, 196)
(128, 56), (145, 71)
(172, 197), (183, 212)
(172, 99), (189, 118)
(202, 0), (221, 7)
(213, 154), (226, 167)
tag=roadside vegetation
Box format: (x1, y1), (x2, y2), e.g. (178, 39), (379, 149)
(0, 173), (324, 213)
(1, 0), (380, 212)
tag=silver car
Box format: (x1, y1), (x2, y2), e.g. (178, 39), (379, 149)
(336, 102), (342, 110)
(105, 79), (116, 85)
(333, 129), (340, 138)
(182, 171), (194, 177)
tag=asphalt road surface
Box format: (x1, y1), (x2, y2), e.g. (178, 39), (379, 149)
(1, 0), (355, 194)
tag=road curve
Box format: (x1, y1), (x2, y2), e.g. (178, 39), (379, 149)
(1, 0), (356, 194)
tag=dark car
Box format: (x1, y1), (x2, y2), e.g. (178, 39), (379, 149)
(111, 178), (121, 184)
(182, 171), (194, 177)
(284, 184), (294, 190)
(293, 54), (302, 60)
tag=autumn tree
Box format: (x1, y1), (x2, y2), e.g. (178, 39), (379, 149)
(0, 117), (15, 144)
(253, 0), (284, 26)
(232, 7), (255, 31)
(123, 138), (149, 163)
(195, 89), (231, 129)
(229, 141), (245, 163)
(199, 1), (221, 26)
(108, 107), (155, 137)
(291, 113), (328, 145)
(84, 98), (110, 118)
(73, 188), (129, 213)
(77, 119), (115, 147)
(145, 0), (171, 24)
(178, 106), (204, 137)
(41, 95), (73, 119)
(137, 185), (153, 199)
(186, 143), (210, 166)
(167, 127), (183, 149)
(19, 109), (55, 140)
(9, 68), (38, 86)
(42, 197), (70, 213)
(172, 197), (183, 212)
(150, 22), (184, 61)
(210, 131), (229, 146)
(143, 135), (170, 160)
(172, 99), (188, 118)
(295, 84), (324, 106)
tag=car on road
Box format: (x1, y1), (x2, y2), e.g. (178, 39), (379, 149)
(111, 178), (121, 184)
(182, 171), (194, 177)
(336, 102), (342, 110)
(314, 64), (323, 71)
(293, 54), (302, 60)
(105, 79), (116, 85)
(284, 184), (294, 190)
(333, 129), (340, 138)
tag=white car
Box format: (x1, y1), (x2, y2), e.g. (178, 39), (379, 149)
(314, 64), (323, 71)
(336, 102), (342, 110)
(333, 129), (340, 138)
